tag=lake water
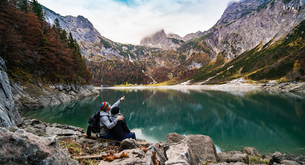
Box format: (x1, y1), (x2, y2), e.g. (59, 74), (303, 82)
(21, 89), (305, 155)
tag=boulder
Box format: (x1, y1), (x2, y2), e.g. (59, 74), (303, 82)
(120, 138), (142, 151)
(281, 160), (301, 165)
(147, 143), (169, 164)
(270, 152), (292, 164)
(186, 134), (219, 162)
(294, 156), (305, 164)
(165, 139), (199, 165)
(218, 151), (248, 163)
(166, 132), (186, 143)
(46, 127), (83, 137)
(241, 147), (260, 156)
(166, 133), (219, 163)
(0, 127), (78, 165)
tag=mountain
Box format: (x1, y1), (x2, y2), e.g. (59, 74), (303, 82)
(43, 6), (162, 62)
(181, 0), (305, 60)
(42, 0), (305, 85)
(191, 19), (305, 84)
(140, 29), (205, 50)
(140, 29), (185, 50)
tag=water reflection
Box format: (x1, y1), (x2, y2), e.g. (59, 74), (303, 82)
(22, 89), (305, 155)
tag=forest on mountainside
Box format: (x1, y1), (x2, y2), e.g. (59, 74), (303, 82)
(0, 0), (91, 84)
(87, 58), (199, 86)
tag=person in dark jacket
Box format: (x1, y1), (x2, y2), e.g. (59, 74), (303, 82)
(110, 107), (136, 141)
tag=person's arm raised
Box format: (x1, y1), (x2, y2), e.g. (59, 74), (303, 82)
(112, 96), (125, 108)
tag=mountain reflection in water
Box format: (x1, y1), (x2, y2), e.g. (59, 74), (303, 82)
(22, 89), (305, 155)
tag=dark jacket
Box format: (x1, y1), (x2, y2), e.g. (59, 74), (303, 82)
(110, 114), (130, 141)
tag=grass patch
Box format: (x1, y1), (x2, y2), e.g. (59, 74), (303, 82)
(24, 83), (45, 98)
(249, 155), (269, 164)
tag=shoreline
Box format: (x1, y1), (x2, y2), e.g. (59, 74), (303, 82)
(95, 83), (262, 92)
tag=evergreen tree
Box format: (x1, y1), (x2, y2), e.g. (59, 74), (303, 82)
(53, 18), (61, 33)
(60, 29), (68, 45)
(30, 0), (44, 21)
(20, 0), (28, 13)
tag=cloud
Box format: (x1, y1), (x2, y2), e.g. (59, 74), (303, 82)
(39, 0), (236, 44)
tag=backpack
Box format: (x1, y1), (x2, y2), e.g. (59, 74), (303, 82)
(87, 111), (101, 137)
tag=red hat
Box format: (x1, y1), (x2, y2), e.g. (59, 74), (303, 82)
(100, 102), (109, 111)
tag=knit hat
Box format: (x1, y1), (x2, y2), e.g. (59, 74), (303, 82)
(100, 102), (109, 111)
(111, 107), (120, 115)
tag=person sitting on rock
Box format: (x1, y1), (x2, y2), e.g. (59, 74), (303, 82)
(110, 107), (136, 141)
(99, 96), (125, 139)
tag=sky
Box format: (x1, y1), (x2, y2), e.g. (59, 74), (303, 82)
(38, 0), (238, 45)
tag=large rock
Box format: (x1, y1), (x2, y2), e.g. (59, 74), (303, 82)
(241, 147), (260, 156)
(281, 160), (301, 165)
(0, 57), (23, 127)
(270, 152), (292, 164)
(0, 127), (78, 165)
(218, 151), (248, 164)
(120, 138), (142, 151)
(165, 139), (199, 165)
(187, 135), (219, 162)
(166, 132), (186, 143)
(166, 133), (219, 163)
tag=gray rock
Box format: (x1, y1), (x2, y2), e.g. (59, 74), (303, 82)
(166, 132), (186, 143)
(46, 127), (82, 136)
(0, 57), (23, 127)
(147, 143), (169, 164)
(218, 151), (248, 163)
(165, 139), (199, 165)
(120, 138), (142, 151)
(281, 160), (301, 165)
(270, 152), (292, 164)
(0, 127), (78, 165)
(294, 156), (305, 164)
(241, 147), (260, 156)
(187, 134), (219, 162)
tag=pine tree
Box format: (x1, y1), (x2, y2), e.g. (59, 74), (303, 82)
(53, 18), (61, 32)
(31, 0), (44, 22)
(20, 0), (28, 13)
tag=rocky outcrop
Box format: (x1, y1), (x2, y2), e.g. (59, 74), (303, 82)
(0, 57), (23, 127)
(20, 118), (84, 140)
(261, 82), (305, 93)
(184, 0), (305, 60)
(269, 152), (305, 165)
(0, 127), (78, 165)
(11, 82), (99, 111)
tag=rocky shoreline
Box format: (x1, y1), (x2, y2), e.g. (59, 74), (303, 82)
(1, 118), (304, 165)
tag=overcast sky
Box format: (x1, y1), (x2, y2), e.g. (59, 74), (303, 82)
(38, 0), (238, 45)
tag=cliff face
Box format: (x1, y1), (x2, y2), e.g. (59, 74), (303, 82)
(140, 30), (204, 50)
(186, 0), (305, 60)
(140, 29), (184, 50)
(0, 57), (22, 127)
(43, 7), (123, 60)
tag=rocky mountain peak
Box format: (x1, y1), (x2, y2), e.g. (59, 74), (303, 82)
(140, 29), (184, 50)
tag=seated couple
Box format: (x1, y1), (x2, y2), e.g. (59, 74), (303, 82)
(99, 96), (136, 141)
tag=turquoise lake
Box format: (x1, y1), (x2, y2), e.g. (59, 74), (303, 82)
(21, 89), (305, 155)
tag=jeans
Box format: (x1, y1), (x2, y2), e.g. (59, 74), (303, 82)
(100, 132), (112, 139)
(123, 132), (136, 140)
